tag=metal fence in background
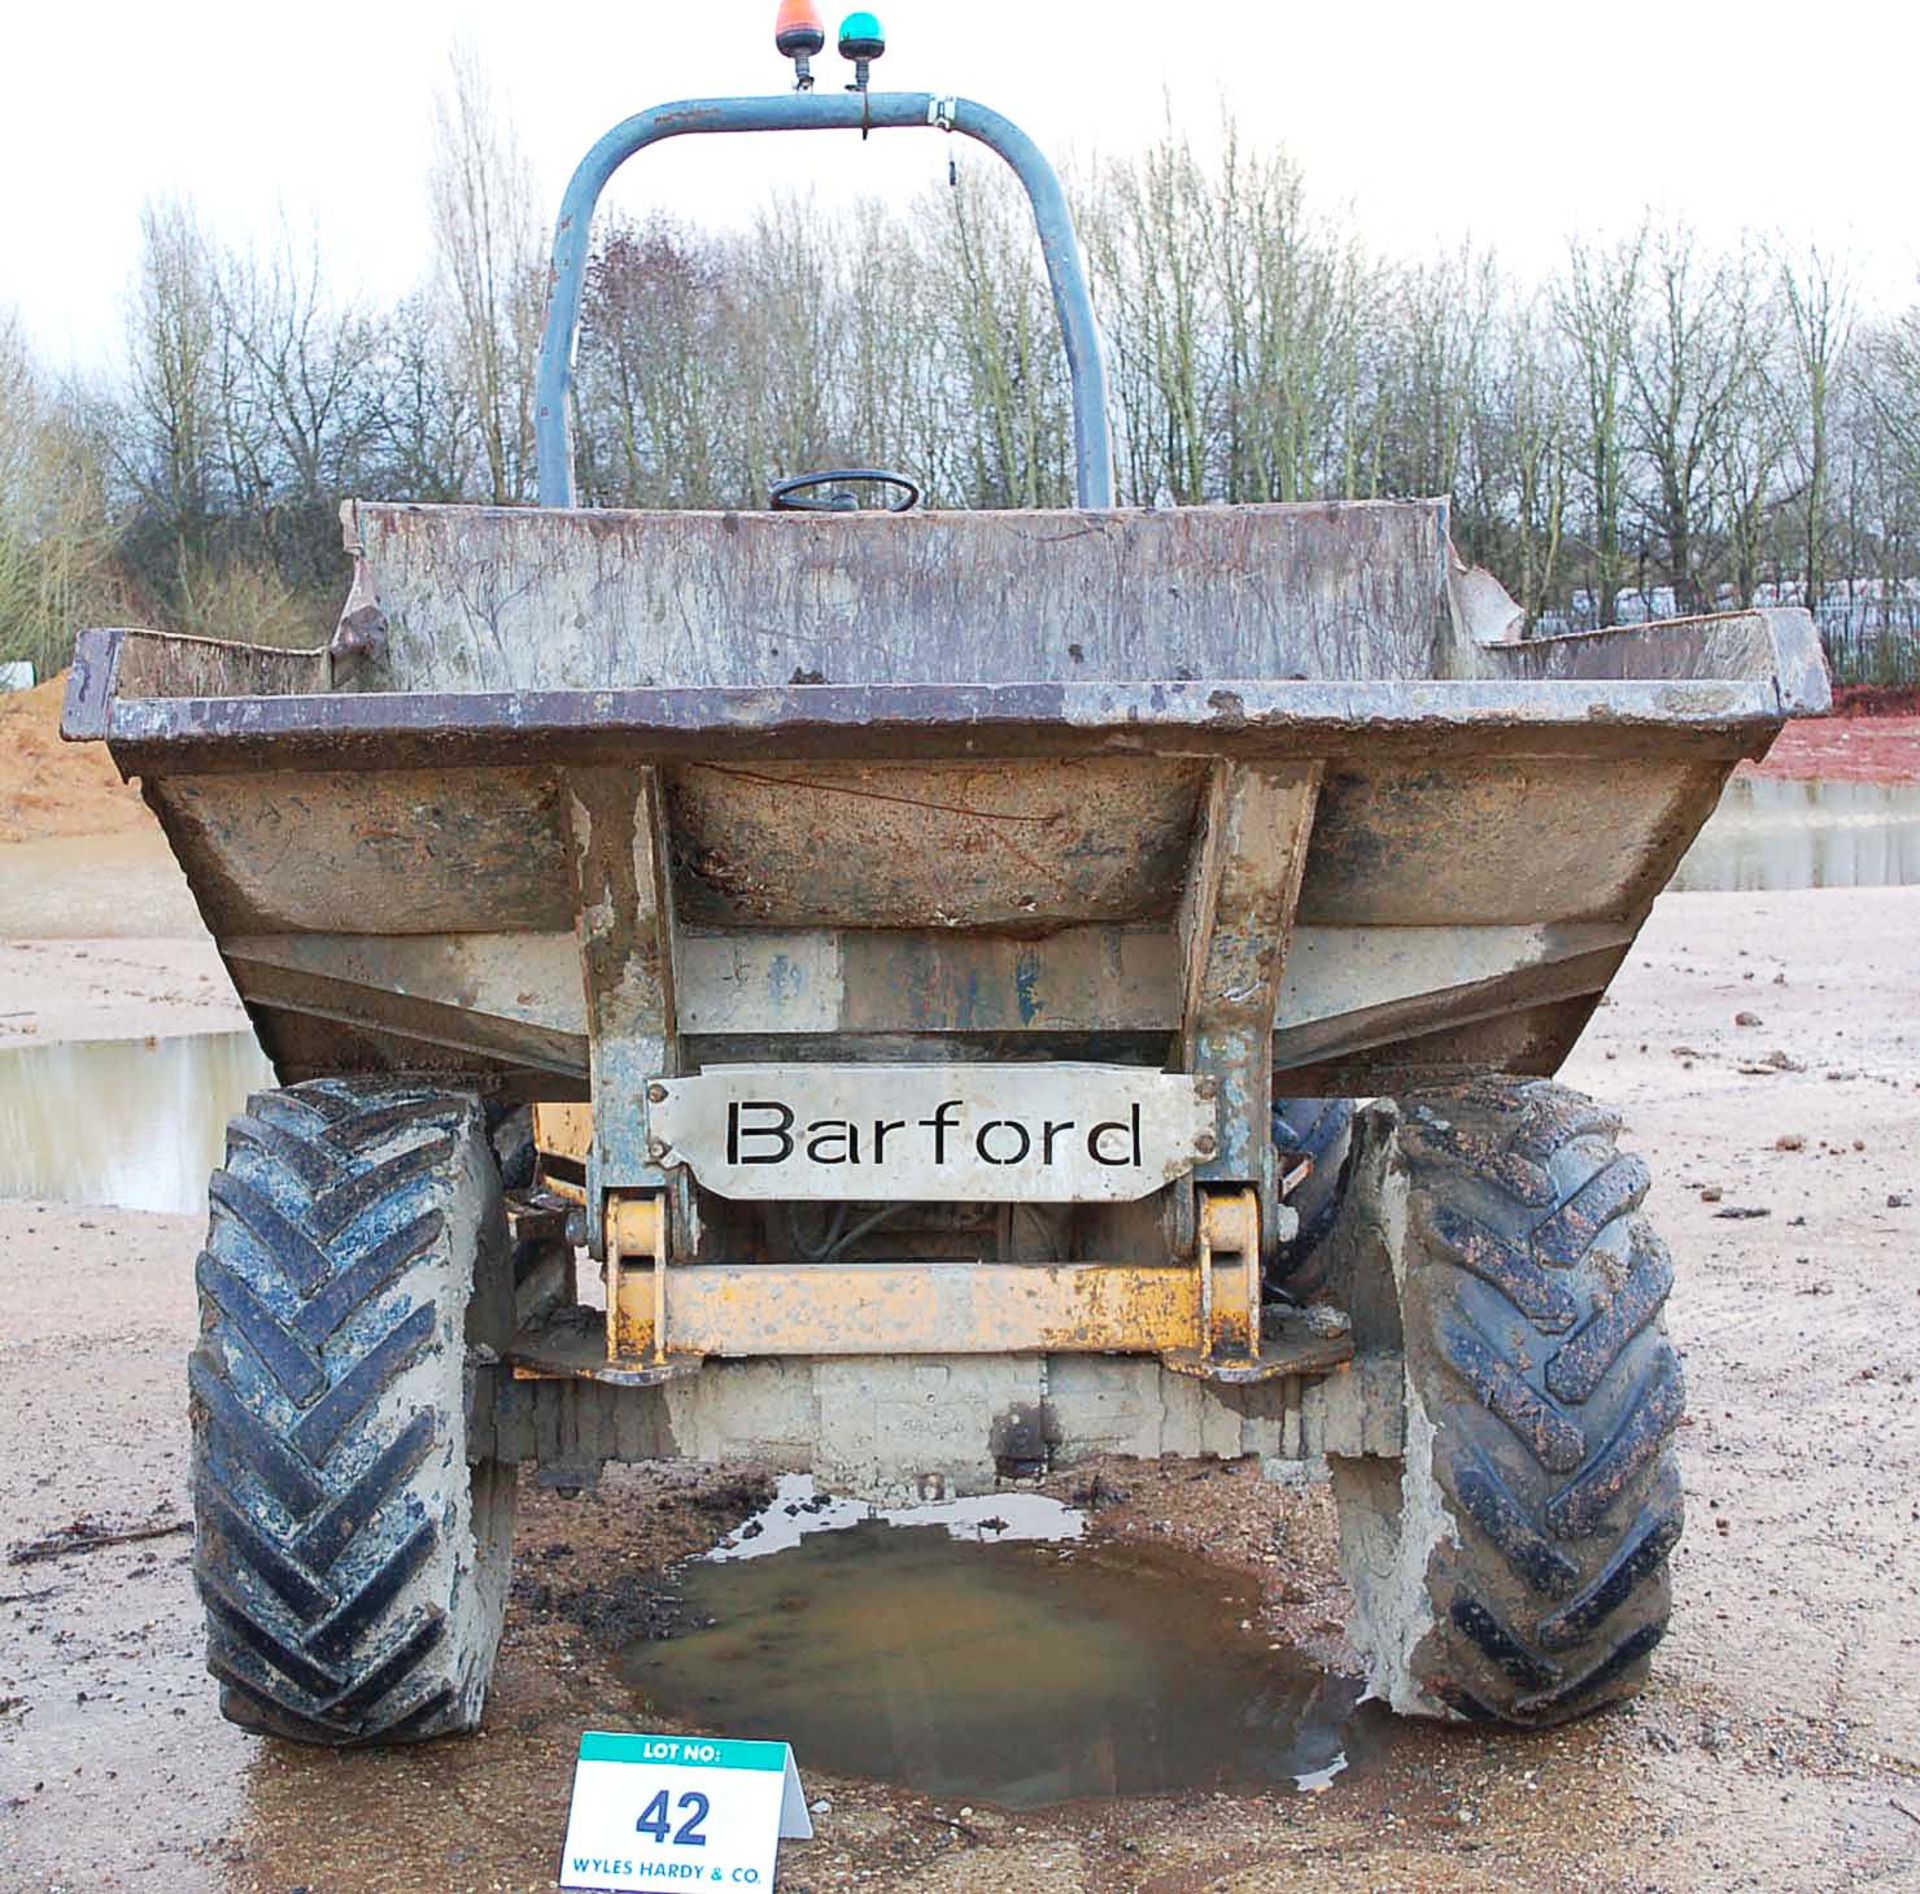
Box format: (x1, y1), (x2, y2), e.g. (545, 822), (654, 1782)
(1814, 608), (1920, 688)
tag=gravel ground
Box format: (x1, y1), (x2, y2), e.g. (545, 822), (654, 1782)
(3, 886), (1919, 1891)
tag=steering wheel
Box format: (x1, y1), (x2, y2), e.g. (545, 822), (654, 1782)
(769, 468), (922, 514)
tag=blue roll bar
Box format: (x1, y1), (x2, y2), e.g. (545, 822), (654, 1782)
(533, 91), (1114, 509)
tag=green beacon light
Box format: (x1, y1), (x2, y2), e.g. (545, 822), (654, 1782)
(838, 10), (886, 91)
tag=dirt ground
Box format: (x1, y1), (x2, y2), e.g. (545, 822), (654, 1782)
(2, 680), (1919, 1890)
(1, 881), (1916, 1890)
(1751, 713), (1920, 784)
(0, 679), (150, 846)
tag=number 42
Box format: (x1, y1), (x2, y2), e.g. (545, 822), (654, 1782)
(636, 1788), (709, 1847)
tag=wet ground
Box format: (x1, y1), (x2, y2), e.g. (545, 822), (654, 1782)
(0, 1031), (268, 1212)
(624, 1503), (1369, 1807)
(1673, 777), (1920, 892)
(4, 882), (1920, 1890)
(0, 830), (204, 942)
(5, 730), (1920, 1890)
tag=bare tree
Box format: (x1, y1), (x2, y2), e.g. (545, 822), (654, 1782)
(367, 291), (475, 501)
(121, 200), (221, 586)
(577, 215), (731, 506)
(0, 316), (117, 673)
(1712, 282), (1790, 609)
(732, 200), (846, 501)
(25, 73), (1920, 688)
(213, 225), (380, 588)
(1557, 228), (1644, 625)
(1082, 122), (1215, 505)
(1209, 125), (1366, 504)
(1627, 229), (1763, 614)
(1376, 244), (1500, 550)
(429, 46), (544, 505)
(1776, 245), (1853, 613)
(921, 167), (1071, 509)
(1476, 294), (1570, 630)
(1852, 312), (1920, 658)
(838, 197), (945, 488)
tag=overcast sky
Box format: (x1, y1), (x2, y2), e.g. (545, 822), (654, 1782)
(4, 0), (1914, 371)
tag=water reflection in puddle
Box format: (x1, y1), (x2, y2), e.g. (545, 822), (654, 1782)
(1676, 777), (1920, 891)
(711, 1477), (1087, 1561)
(0, 1030), (270, 1212)
(624, 1492), (1372, 1808)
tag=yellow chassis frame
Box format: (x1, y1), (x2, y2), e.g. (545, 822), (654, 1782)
(530, 1105), (1338, 1387)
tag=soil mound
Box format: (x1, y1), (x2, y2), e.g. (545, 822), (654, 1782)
(0, 676), (150, 845)
(1751, 712), (1920, 784)
(1834, 683), (1920, 718)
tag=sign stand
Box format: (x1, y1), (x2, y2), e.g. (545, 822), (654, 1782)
(559, 1731), (813, 1890)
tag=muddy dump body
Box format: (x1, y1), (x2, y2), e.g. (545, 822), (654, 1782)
(67, 497), (1825, 1115)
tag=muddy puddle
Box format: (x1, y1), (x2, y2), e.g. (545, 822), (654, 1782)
(622, 1506), (1375, 1809)
(1674, 775), (1920, 891)
(0, 1028), (269, 1212)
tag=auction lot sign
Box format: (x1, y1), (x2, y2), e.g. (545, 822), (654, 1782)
(560, 1732), (812, 1889)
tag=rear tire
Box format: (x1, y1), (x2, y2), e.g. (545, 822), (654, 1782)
(1270, 1094), (1354, 1294)
(190, 1079), (515, 1745)
(490, 1103), (573, 1324)
(1331, 1078), (1683, 1727)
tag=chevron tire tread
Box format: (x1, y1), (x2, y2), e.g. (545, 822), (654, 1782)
(1336, 1077), (1684, 1728)
(190, 1079), (516, 1746)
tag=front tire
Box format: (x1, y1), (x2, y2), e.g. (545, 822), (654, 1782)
(190, 1079), (515, 1745)
(1331, 1078), (1684, 1726)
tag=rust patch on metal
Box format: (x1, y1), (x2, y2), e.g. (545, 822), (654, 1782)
(665, 756), (1206, 930)
(1299, 758), (1732, 929)
(149, 767), (571, 937)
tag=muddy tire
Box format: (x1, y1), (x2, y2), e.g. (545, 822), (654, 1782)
(190, 1079), (516, 1745)
(489, 1103), (573, 1322)
(489, 1104), (538, 1192)
(1332, 1078), (1683, 1727)
(1270, 1095), (1354, 1293)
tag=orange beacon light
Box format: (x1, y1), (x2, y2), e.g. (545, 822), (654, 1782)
(775, 1), (828, 88)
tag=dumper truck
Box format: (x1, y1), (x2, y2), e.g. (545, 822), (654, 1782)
(63, 11), (1830, 1749)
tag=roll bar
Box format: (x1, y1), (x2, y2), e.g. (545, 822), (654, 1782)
(532, 91), (1114, 509)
